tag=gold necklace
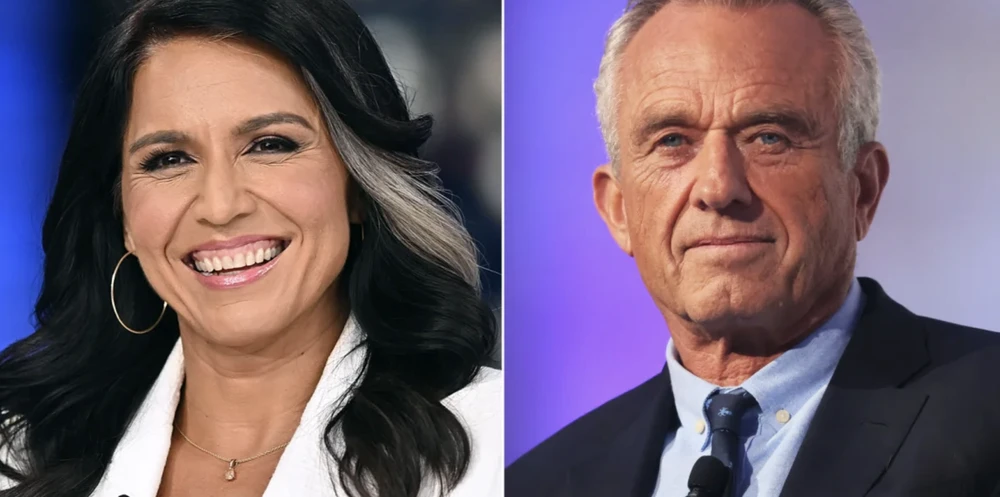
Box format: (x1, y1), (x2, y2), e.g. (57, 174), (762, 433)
(175, 426), (291, 481)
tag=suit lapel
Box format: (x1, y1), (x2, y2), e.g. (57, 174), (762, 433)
(565, 366), (678, 497)
(779, 278), (931, 497)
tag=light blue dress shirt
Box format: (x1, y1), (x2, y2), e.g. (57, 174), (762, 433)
(652, 278), (865, 497)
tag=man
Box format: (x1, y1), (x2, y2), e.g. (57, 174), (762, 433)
(506, 1), (1000, 496)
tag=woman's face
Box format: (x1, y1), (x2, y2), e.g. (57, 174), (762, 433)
(120, 36), (356, 345)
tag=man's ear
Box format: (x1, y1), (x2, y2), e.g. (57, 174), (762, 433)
(851, 141), (890, 241)
(593, 164), (633, 257)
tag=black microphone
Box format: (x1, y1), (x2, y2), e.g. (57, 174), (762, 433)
(686, 455), (730, 497)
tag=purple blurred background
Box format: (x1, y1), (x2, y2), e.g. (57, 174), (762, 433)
(504, 0), (1000, 464)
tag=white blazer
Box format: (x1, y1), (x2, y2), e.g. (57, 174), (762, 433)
(0, 317), (503, 496)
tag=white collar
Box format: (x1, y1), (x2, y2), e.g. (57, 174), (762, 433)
(92, 317), (367, 497)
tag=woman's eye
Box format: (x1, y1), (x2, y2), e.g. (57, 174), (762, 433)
(249, 137), (299, 154)
(660, 133), (687, 148)
(140, 152), (190, 171)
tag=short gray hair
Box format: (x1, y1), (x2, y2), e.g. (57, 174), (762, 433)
(595, 0), (880, 170)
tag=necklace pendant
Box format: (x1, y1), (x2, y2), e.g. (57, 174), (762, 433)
(225, 459), (237, 481)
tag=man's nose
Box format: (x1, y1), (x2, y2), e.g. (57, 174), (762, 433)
(688, 136), (753, 212)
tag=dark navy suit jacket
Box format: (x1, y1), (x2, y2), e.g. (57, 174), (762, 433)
(506, 278), (1000, 497)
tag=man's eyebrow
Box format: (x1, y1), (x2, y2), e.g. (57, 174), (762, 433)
(629, 105), (823, 148)
(732, 108), (822, 137)
(631, 108), (700, 148)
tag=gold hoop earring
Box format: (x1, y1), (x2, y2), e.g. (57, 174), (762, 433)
(110, 251), (167, 335)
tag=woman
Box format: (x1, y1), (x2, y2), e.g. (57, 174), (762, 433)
(0, 0), (500, 495)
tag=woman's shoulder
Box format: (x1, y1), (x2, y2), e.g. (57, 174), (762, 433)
(442, 366), (502, 420)
(440, 367), (502, 496)
(0, 413), (27, 491)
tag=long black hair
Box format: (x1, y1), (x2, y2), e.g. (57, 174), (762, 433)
(0, 0), (497, 496)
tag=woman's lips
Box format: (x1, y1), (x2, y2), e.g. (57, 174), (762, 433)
(192, 252), (282, 290)
(186, 238), (289, 290)
(191, 239), (285, 273)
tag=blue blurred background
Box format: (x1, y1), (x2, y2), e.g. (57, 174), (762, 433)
(505, 0), (1000, 465)
(0, 0), (501, 349)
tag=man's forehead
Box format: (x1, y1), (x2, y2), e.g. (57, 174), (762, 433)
(617, 3), (838, 129)
(620, 2), (836, 89)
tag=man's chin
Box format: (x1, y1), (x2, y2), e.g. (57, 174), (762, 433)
(672, 281), (781, 327)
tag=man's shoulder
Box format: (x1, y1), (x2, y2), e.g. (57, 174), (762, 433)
(917, 313), (1000, 376)
(506, 371), (665, 494)
(863, 278), (1000, 359)
(860, 278), (1000, 375)
(920, 313), (1000, 345)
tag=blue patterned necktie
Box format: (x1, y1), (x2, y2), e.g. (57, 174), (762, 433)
(704, 389), (758, 470)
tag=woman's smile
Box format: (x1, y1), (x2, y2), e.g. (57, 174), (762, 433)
(185, 236), (290, 289)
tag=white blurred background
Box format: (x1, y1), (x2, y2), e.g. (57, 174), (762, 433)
(355, 1), (503, 308)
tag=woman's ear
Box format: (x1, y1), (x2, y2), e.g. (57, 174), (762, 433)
(124, 227), (135, 253)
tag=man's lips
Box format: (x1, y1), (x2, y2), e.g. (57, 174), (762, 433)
(686, 236), (775, 249)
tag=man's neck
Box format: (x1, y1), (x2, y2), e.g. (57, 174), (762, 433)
(668, 278), (854, 386)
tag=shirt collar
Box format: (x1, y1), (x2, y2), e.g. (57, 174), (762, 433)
(90, 316), (367, 497)
(666, 340), (719, 431)
(665, 278), (865, 430)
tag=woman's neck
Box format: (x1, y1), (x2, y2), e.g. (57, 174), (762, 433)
(174, 301), (347, 457)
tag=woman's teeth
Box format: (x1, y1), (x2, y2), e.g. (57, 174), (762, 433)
(192, 244), (285, 274)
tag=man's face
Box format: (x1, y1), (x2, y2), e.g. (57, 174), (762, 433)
(595, 3), (888, 335)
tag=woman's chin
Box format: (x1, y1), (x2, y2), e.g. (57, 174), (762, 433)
(187, 312), (290, 348)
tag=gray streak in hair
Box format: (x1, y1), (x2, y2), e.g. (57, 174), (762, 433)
(302, 70), (482, 291)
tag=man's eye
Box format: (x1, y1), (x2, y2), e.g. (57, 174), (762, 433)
(756, 132), (786, 146)
(660, 134), (687, 148)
